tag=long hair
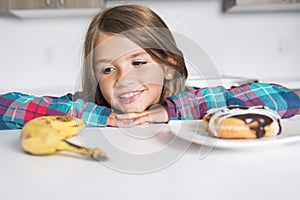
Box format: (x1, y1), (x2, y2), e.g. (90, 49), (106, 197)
(81, 5), (188, 106)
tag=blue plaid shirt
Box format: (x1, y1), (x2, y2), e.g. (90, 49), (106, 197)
(165, 83), (300, 120)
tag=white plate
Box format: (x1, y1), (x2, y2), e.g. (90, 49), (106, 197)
(168, 115), (300, 148)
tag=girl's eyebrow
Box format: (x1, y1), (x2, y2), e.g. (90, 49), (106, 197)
(129, 51), (148, 59)
(94, 51), (148, 65)
(94, 58), (111, 65)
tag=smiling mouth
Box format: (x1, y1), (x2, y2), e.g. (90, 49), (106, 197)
(118, 90), (144, 104)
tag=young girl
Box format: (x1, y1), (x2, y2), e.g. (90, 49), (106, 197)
(0, 5), (299, 129)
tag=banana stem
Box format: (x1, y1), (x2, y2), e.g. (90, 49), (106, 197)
(58, 140), (108, 161)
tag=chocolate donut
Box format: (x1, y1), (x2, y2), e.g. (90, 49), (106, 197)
(203, 106), (281, 139)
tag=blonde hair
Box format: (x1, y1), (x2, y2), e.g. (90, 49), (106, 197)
(81, 5), (188, 107)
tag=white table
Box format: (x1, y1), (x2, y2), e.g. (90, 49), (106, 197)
(1, 116), (300, 200)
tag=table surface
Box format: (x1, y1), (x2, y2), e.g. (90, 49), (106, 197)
(1, 116), (300, 200)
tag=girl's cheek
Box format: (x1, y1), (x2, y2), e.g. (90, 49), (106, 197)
(99, 78), (111, 95)
(136, 67), (164, 84)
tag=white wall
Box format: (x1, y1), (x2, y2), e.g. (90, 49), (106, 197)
(0, 0), (300, 95)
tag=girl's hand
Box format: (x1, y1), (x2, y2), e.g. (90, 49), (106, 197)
(106, 112), (135, 128)
(106, 105), (169, 127)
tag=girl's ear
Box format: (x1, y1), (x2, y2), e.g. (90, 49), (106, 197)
(164, 67), (175, 80)
(164, 58), (176, 80)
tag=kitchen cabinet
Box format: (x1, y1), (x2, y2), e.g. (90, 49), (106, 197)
(0, 0), (104, 10)
(0, 0), (105, 17)
(223, 0), (300, 12)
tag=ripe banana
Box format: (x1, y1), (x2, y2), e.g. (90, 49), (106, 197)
(21, 116), (108, 161)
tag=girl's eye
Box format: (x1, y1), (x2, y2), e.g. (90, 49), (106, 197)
(132, 61), (147, 66)
(102, 66), (115, 74)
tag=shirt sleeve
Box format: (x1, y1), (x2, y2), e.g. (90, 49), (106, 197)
(226, 82), (300, 118)
(0, 92), (112, 130)
(164, 82), (300, 120)
(164, 86), (228, 120)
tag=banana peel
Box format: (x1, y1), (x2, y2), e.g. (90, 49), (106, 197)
(20, 116), (108, 161)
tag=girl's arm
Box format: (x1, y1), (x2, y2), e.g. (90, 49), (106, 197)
(0, 92), (112, 130)
(164, 82), (300, 120)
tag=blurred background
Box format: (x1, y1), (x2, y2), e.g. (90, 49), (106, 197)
(0, 0), (299, 96)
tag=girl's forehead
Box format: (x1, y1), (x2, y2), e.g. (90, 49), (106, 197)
(94, 33), (144, 59)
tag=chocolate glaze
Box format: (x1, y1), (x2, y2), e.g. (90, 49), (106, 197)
(234, 114), (281, 138)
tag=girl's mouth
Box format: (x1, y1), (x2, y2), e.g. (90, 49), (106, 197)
(118, 90), (144, 104)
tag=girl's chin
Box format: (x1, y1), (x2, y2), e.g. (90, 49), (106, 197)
(114, 105), (148, 113)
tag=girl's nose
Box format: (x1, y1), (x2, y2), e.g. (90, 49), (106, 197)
(115, 68), (137, 88)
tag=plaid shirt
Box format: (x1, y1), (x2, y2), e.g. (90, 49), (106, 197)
(0, 93), (112, 129)
(165, 82), (300, 120)
(0, 83), (299, 129)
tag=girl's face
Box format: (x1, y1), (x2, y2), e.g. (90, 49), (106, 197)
(94, 33), (173, 113)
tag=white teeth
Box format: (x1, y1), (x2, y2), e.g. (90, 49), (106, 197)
(120, 91), (140, 99)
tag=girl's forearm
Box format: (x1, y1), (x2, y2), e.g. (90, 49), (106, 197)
(227, 83), (300, 118)
(0, 92), (112, 130)
(164, 83), (300, 120)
